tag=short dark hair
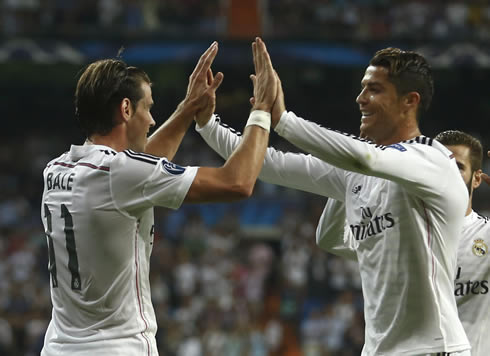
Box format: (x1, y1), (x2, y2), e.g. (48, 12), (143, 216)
(75, 59), (151, 137)
(435, 130), (483, 172)
(370, 47), (434, 119)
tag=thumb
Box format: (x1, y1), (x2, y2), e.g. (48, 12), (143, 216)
(250, 74), (257, 88)
(210, 72), (224, 91)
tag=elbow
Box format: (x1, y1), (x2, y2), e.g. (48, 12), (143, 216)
(229, 182), (254, 199)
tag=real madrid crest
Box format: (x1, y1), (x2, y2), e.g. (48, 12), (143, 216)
(472, 239), (488, 257)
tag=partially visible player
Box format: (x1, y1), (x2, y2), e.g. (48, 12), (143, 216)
(195, 47), (471, 354)
(317, 130), (489, 355)
(435, 130), (489, 356)
(40, 38), (276, 356)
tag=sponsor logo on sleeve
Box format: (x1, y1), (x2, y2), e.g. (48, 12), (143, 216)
(387, 143), (407, 152)
(161, 160), (186, 175)
(352, 185), (362, 194)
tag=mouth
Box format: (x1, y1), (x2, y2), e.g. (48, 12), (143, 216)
(360, 112), (374, 122)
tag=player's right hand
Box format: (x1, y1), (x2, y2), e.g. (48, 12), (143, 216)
(250, 38), (277, 112)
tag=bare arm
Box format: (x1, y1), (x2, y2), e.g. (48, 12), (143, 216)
(185, 38), (277, 203)
(185, 125), (269, 202)
(145, 42), (223, 160)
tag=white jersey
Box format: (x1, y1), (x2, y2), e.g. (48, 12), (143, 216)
(317, 204), (490, 355)
(40, 143), (197, 356)
(196, 112), (470, 355)
(455, 210), (490, 355)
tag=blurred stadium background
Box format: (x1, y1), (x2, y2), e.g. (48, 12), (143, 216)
(1, 1), (490, 355)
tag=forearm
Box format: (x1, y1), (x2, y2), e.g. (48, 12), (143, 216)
(220, 124), (269, 195)
(275, 111), (448, 197)
(185, 123), (269, 203)
(196, 117), (344, 200)
(275, 111), (377, 174)
(197, 115), (346, 200)
(145, 100), (198, 160)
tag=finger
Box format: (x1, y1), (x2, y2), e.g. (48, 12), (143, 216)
(207, 68), (214, 86)
(201, 42), (219, 76)
(191, 42), (217, 79)
(209, 72), (224, 91)
(250, 74), (256, 88)
(255, 38), (265, 74)
(252, 42), (258, 75)
(259, 38), (273, 74)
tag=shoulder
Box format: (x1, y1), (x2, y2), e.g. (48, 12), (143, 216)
(399, 136), (458, 173)
(118, 149), (162, 166)
(111, 150), (190, 180)
(44, 151), (69, 169)
(465, 210), (490, 229)
(401, 136), (451, 157)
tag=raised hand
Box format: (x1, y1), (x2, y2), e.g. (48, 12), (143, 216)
(145, 42), (223, 159)
(250, 38), (277, 112)
(186, 42), (224, 127)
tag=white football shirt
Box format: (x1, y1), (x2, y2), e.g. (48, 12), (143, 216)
(455, 210), (490, 356)
(40, 143), (197, 356)
(317, 203), (490, 356)
(196, 112), (470, 355)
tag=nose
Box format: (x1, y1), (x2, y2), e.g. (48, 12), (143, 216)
(356, 88), (367, 105)
(150, 115), (156, 128)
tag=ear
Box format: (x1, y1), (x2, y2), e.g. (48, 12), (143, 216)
(403, 91), (421, 111)
(473, 169), (483, 189)
(119, 98), (133, 123)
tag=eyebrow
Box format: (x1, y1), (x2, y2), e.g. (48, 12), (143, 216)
(361, 81), (383, 88)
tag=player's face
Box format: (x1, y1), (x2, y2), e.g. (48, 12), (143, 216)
(127, 82), (155, 152)
(357, 66), (405, 145)
(445, 144), (477, 195)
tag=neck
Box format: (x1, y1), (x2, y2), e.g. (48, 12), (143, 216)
(88, 125), (127, 152)
(466, 194), (473, 216)
(376, 126), (422, 146)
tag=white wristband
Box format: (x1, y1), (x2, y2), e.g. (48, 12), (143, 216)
(245, 110), (271, 132)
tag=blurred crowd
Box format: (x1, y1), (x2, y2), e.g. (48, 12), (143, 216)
(0, 133), (364, 356)
(1, 0), (490, 40)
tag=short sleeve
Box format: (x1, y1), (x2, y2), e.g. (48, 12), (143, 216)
(110, 150), (198, 214)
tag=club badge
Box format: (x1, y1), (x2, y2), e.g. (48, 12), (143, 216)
(472, 239), (488, 257)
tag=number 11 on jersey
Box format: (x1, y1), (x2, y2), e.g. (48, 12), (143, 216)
(44, 204), (82, 291)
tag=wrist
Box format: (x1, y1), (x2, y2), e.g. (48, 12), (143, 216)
(246, 110), (271, 132)
(252, 103), (271, 112)
(179, 98), (200, 114)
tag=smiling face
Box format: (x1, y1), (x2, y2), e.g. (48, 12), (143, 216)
(126, 82), (155, 152)
(357, 66), (409, 145)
